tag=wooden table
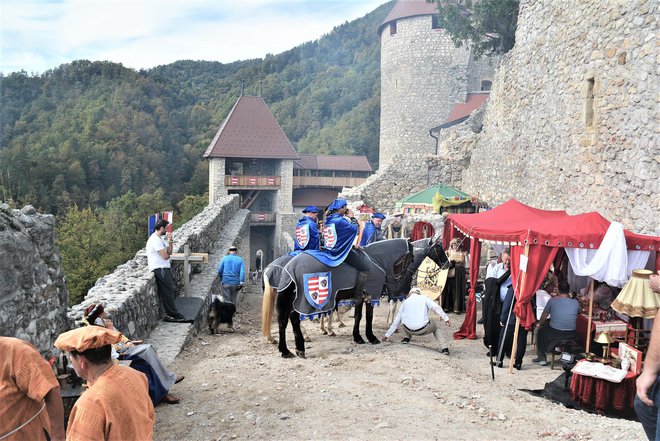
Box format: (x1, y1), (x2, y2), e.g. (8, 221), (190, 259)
(575, 313), (629, 351)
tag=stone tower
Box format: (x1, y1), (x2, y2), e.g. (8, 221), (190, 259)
(378, 0), (496, 167)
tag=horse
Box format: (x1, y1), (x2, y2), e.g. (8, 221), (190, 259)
(266, 237), (449, 358)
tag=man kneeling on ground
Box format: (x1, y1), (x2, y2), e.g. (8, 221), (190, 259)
(383, 287), (451, 354)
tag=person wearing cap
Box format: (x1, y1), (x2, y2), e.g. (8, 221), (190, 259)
(319, 199), (371, 295)
(291, 206), (320, 255)
(0, 337), (65, 441)
(83, 303), (183, 405)
(359, 212), (385, 247)
(54, 326), (155, 440)
(217, 246), (246, 308)
(146, 219), (186, 323)
(383, 287), (451, 354)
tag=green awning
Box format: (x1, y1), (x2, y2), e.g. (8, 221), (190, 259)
(395, 184), (472, 210)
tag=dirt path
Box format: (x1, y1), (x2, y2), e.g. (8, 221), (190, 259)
(154, 286), (644, 440)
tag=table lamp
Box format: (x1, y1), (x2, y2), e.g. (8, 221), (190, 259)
(611, 269), (658, 348)
(595, 331), (614, 359)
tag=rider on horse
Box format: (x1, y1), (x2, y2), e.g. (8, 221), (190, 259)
(306, 199), (371, 298)
(291, 205), (321, 256)
(359, 212), (385, 247)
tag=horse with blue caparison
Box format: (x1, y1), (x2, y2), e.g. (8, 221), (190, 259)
(261, 237), (449, 358)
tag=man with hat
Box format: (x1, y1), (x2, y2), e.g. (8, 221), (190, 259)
(359, 212), (385, 247)
(0, 337), (65, 441)
(382, 287), (451, 354)
(54, 326), (155, 440)
(217, 245), (246, 308)
(291, 206), (320, 255)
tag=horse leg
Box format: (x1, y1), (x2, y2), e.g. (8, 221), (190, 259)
(387, 299), (398, 327)
(326, 310), (336, 336)
(320, 314), (327, 335)
(365, 301), (380, 344)
(353, 300), (366, 344)
(336, 305), (348, 328)
(276, 289), (295, 358)
(261, 279), (277, 344)
(301, 322), (311, 342)
(290, 311), (306, 359)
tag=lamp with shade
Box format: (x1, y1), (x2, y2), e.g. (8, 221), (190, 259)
(594, 331), (614, 360)
(611, 269), (659, 349)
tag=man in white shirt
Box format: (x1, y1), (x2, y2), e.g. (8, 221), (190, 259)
(146, 220), (186, 322)
(383, 287), (451, 354)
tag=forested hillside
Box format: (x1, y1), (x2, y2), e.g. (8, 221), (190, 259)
(0, 2), (391, 304)
(0, 1), (391, 215)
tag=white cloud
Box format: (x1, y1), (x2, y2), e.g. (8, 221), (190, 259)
(0, 0), (385, 74)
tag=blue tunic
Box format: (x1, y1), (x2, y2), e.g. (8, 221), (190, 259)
(290, 216), (320, 256)
(360, 220), (383, 247)
(305, 213), (358, 267)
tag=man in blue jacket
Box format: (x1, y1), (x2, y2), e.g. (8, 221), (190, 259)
(218, 246), (246, 308)
(360, 212), (385, 246)
(291, 206), (320, 255)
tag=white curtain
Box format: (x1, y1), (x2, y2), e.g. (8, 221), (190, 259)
(565, 222), (629, 288)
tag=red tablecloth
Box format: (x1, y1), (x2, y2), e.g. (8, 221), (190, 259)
(575, 313), (629, 349)
(570, 367), (637, 413)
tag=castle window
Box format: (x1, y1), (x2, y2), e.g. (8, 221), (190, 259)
(585, 78), (595, 127)
(432, 15), (441, 29)
(390, 21), (397, 35)
(480, 80), (492, 91)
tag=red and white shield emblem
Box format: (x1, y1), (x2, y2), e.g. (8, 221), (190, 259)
(296, 224), (309, 248)
(324, 224), (337, 249)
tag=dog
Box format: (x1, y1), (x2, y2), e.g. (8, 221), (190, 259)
(208, 298), (237, 334)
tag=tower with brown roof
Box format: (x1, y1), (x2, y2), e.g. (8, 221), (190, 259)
(204, 95), (299, 264)
(378, 0), (497, 166)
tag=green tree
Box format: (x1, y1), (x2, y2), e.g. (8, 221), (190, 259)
(176, 193), (209, 226)
(434, 0), (519, 57)
(56, 205), (107, 305)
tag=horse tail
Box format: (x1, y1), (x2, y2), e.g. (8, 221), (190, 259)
(261, 273), (277, 343)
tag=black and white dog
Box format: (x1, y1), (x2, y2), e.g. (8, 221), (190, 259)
(207, 298), (237, 334)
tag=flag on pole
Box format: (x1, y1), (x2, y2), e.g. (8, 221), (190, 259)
(148, 211), (174, 237)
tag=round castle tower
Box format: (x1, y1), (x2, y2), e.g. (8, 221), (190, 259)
(378, 0), (487, 167)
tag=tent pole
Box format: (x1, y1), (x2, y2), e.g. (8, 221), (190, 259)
(585, 279), (595, 354)
(509, 242), (530, 374)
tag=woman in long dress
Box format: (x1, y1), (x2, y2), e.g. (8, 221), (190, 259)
(441, 238), (467, 314)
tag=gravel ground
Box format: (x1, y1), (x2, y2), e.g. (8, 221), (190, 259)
(154, 285), (645, 440)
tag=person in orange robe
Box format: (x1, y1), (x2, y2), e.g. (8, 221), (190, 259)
(54, 326), (155, 441)
(0, 337), (65, 441)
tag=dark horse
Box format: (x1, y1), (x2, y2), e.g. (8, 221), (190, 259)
(264, 237), (448, 358)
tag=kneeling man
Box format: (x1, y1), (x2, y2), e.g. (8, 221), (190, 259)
(55, 326), (155, 440)
(383, 287), (451, 354)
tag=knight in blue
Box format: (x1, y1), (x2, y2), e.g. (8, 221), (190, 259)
(359, 212), (385, 246)
(306, 198), (370, 296)
(290, 206), (320, 256)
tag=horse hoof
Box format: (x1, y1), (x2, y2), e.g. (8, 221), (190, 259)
(322, 330), (328, 335)
(328, 332), (336, 337)
(369, 338), (381, 345)
(265, 337), (278, 345)
(304, 336), (312, 342)
(282, 351), (296, 359)
(338, 323), (346, 328)
(354, 337), (366, 345)
(296, 350), (306, 359)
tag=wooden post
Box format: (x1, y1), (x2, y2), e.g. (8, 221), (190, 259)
(170, 247), (209, 297)
(585, 279), (595, 354)
(509, 243), (530, 374)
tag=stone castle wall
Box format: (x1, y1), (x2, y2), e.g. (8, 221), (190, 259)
(379, 15), (472, 166)
(359, 0), (658, 235)
(0, 205), (69, 356)
(460, 0), (659, 234)
(68, 194), (249, 340)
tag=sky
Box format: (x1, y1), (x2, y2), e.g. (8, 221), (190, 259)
(0, 0), (386, 75)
